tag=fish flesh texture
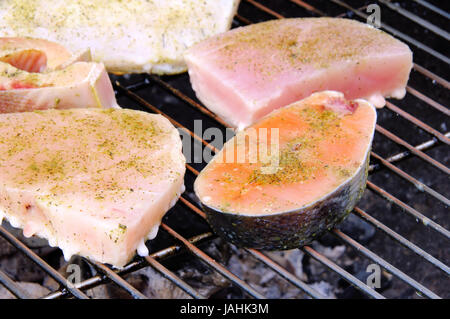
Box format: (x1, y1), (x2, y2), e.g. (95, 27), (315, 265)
(0, 0), (240, 74)
(185, 17), (412, 129)
(195, 91), (376, 215)
(0, 37), (73, 70)
(0, 37), (118, 113)
(194, 91), (376, 249)
(0, 108), (186, 267)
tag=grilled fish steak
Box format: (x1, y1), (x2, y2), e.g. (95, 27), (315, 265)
(0, 37), (118, 113)
(185, 17), (412, 129)
(0, 0), (240, 74)
(0, 109), (186, 267)
(194, 91), (376, 249)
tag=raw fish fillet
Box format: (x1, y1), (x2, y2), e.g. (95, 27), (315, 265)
(185, 17), (412, 129)
(195, 91), (376, 215)
(0, 37), (118, 113)
(194, 91), (376, 249)
(0, 61), (118, 113)
(0, 0), (240, 74)
(0, 37), (73, 70)
(0, 108), (186, 267)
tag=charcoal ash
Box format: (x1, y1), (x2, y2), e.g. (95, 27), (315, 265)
(0, 223), (52, 284)
(0, 282), (49, 299)
(0, 215), (384, 299)
(0, 233), (15, 258)
(0, 221), (61, 298)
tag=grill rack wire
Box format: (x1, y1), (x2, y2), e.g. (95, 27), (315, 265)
(0, 0), (448, 299)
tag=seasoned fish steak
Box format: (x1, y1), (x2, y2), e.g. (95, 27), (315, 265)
(0, 0), (240, 74)
(0, 108), (186, 267)
(185, 17), (412, 128)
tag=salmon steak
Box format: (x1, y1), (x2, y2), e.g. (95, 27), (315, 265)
(0, 0), (240, 74)
(194, 91), (377, 249)
(0, 109), (186, 267)
(0, 37), (118, 113)
(185, 17), (412, 129)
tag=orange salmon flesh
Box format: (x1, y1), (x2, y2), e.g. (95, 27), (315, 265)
(194, 91), (377, 215)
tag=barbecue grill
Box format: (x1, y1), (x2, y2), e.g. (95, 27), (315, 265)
(0, 0), (448, 299)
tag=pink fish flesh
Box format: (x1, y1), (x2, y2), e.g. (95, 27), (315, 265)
(185, 18), (413, 129)
(0, 108), (186, 267)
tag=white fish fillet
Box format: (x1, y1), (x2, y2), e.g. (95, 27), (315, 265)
(0, 0), (240, 74)
(185, 18), (413, 129)
(0, 61), (119, 113)
(0, 108), (186, 267)
(0, 37), (73, 70)
(0, 37), (118, 113)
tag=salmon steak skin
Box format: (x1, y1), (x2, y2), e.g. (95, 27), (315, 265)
(185, 17), (412, 129)
(0, 37), (118, 113)
(0, 0), (240, 75)
(0, 108), (186, 267)
(194, 91), (376, 249)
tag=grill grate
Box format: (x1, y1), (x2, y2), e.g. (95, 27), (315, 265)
(0, 0), (448, 299)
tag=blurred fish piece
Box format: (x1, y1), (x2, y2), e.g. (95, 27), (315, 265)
(0, 37), (118, 113)
(0, 0), (240, 74)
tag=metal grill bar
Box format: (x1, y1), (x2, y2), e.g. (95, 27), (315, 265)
(90, 261), (148, 299)
(116, 70), (449, 299)
(179, 195), (325, 299)
(302, 246), (385, 299)
(412, 65), (449, 90)
(384, 101), (449, 144)
(369, 132), (450, 171)
(244, 249), (324, 299)
(331, 229), (440, 299)
(0, 225), (89, 299)
(129, 74), (450, 237)
(143, 255), (206, 299)
(375, 125), (449, 174)
(289, 0), (326, 16)
(366, 181), (450, 239)
(0, 269), (31, 299)
(0, 0), (447, 300)
(379, 0), (449, 40)
(413, 0), (450, 19)
(116, 80), (382, 298)
(235, 14), (253, 26)
(160, 223), (266, 299)
(370, 152), (450, 206)
(353, 207), (450, 275)
(406, 86), (450, 115)
(245, 0), (284, 18)
(123, 76), (449, 299)
(42, 232), (214, 299)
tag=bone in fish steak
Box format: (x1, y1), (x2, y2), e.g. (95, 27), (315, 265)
(0, 108), (186, 267)
(0, 0), (241, 74)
